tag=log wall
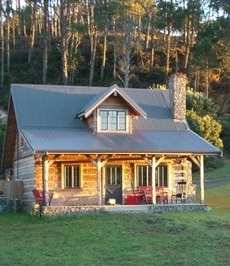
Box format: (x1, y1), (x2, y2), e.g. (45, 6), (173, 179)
(33, 154), (194, 206)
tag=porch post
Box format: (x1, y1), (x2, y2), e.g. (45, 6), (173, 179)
(96, 158), (102, 206)
(42, 157), (49, 206)
(151, 156), (156, 205)
(200, 155), (205, 203)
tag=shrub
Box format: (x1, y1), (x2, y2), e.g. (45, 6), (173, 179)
(220, 116), (230, 154)
(187, 89), (219, 117)
(187, 110), (223, 149)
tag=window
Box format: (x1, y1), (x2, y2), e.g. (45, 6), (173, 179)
(136, 165), (152, 186)
(156, 165), (168, 187)
(105, 166), (122, 185)
(63, 165), (81, 189)
(99, 109), (127, 132)
(136, 165), (168, 187)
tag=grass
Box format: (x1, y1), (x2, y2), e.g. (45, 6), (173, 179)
(206, 183), (230, 213)
(0, 210), (230, 266)
(0, 160), (229, 266)
(205, 158), (230, 179)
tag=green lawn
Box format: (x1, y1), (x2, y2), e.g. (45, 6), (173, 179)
(205, 158), (230, 179)
(0, 160), (230, 266)
(0, 210), (230, 266)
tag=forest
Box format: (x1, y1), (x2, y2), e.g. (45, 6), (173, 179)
(0, 0), (229, 161)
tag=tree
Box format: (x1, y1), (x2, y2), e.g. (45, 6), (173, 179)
(186, 90), (223, 148)
(42, 0), (49, 84)
(0, 0), (4, 88)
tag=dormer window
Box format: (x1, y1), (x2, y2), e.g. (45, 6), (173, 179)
(98, 109), (128, 132)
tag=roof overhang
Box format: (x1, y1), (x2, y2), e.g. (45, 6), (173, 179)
(78, 84), (147, 119)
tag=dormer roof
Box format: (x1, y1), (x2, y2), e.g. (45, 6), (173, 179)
(78, 84), (147, 119)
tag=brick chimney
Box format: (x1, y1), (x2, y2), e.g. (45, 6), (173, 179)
(168, 72), (187, 121)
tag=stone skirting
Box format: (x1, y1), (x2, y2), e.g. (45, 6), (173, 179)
(39, 203), (208, 216)
(151, 203), (208, 213)
(42, 205), (105, 216)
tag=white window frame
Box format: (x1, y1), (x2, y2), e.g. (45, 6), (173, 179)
(61, 164), (82, 189)
(97, 108), (129, 133)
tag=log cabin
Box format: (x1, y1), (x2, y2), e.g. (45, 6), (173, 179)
(1, 73), (222, 213)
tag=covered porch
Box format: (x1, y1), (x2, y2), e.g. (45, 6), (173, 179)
(36, 153), (206, 208)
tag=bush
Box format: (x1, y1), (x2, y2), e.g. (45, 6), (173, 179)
(187, 110), (223, 149)
(205, 156), (225, 170)
(220, 116), (230, 154)
(187, 89), (219, 116)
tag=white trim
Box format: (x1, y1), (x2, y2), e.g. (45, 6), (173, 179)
(97, 108), (129, 133)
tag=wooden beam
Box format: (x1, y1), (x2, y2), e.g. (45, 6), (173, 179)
(151, 156), (156, 205)
(189, 155), (200, 168)
(42, 157), (49, 206)
(155, 156), (166, 167)
(96, 158), (102, 206)
(200, 155), (205, 203)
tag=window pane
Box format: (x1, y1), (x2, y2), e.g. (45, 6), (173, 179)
(106, 166), (122, 185)
(137, 165), (149, 186)
(156, 165), (168, 187)
(108, 111), (117, 131)
(74, 166), (80, 188)
(100, 110), (108, 130)
(64, 165), (80, 188)
(118, 111), (126, 131)
(148, 166), (152, 186)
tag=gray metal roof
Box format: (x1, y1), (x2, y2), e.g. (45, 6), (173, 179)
(11, 84), (221, 155)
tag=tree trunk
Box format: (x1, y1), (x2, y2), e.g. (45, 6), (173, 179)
(113, 45), (116, 80)
(62, 46), (68, 85)
(206, 61), (209, 98)
(6, 18), (10, 75)
(100, 31), (107, 80)
(88, 4), (97, 86)
(151, 48), (154, 70)
(145, 19), (151, 49)
(0, 0), (4, 88)
(124, 50), (130, 88)
(184, 15), (191, 70)
(166, 24), (171, 76)
(42, 0), (49, 84)
(28, 1), (36, 64)
(89, 34), (97, 86)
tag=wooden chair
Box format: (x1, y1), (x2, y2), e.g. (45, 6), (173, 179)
(156, 187), (168, 204)
(136, 186), (152, 204)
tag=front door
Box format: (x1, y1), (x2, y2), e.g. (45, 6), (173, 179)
(105, 165), (122, 204)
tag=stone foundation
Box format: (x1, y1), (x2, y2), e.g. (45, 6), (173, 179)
(38, 203), (208, 216)
(151, 203), (208, 213)
(42, 205), (105, 216)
